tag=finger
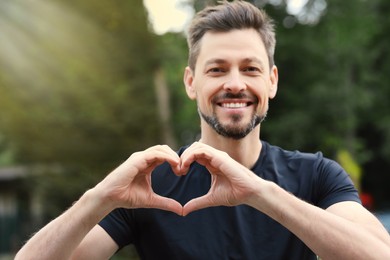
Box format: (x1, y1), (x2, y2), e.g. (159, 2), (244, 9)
(130, 147), (180, 174)
(182, 195), (213, 216)
(179, 142), (197, 170)
(180, 142), (213, 172)
(150, 146), (182, 175)
(152, 145), (182, 173)
(149, 194), (184, 216)
(146, 148), (180, 166)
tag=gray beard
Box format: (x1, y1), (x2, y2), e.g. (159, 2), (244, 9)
(198, 107), (266, 140)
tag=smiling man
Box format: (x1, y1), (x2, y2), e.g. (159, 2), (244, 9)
(185, 28), (277, 143)
(15, 1), (390, 259)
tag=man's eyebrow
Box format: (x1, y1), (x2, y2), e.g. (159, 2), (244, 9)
(204, 57), (265, 67)
(242, 57), (265, 67)
(204, 58), (227, 66)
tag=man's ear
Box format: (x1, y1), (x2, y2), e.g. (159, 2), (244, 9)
(183, 66), (196, 100)
(269, 65), (278, 99)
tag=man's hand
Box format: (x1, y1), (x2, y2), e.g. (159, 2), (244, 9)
(95, 145), (183, 215)
(97, 142), (264, 216)
(179, 142), (262, 216)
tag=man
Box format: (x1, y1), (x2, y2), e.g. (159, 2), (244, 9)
(16, 1), (390, 259)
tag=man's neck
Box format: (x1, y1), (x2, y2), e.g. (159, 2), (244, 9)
(199, 126), (262, 169)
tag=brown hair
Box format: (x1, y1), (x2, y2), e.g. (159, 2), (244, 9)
(187, 0), (276, 71)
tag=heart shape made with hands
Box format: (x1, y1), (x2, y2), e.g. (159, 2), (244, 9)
(150, 154), (216, 216)
(131, 143), (249, 217)
(152, 162), (211, 216)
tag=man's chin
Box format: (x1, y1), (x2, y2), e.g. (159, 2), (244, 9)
(213, 125), (253, 140)
(199, 108), (265, 139)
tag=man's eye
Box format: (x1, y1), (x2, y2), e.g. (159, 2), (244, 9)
(243, 67), (260, 72)
(207, 68), (225, 73)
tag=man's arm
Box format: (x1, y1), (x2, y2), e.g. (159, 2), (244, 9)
(15, 145), (183, 260)
(70, 225), (119, 260)
(254, 182), (390, 259)
(181, 142), (390, 259)
(15, 189), (115, 260)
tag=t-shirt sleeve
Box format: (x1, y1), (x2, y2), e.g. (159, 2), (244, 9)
(314, 156), (361, 209)
(98, 208), (135, 249)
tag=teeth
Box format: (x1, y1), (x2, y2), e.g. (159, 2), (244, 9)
(222, 103), (247, 108)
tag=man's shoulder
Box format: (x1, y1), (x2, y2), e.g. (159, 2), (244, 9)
(259, 141), (344, 179)
(263, 141), (324, 163)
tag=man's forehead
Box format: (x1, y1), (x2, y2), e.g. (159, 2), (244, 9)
(196, 29), (268, 67)
(198, 29), (265, 53)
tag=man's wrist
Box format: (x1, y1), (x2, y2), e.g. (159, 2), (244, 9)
(80, 187), (117, 220)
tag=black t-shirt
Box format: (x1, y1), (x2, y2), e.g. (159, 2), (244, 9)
(99, 141), (361, 259)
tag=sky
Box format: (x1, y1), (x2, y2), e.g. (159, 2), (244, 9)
(143, 0), (308, 35)
(143, 0), (194, 35)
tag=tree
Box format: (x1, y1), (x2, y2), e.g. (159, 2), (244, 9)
(359, 0), (390, 208)
(0, 0), (161, 217)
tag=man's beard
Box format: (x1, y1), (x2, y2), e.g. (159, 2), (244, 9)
(198, 107), (266, 140)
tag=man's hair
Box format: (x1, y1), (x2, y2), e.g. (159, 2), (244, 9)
(187, 0), (276, 71)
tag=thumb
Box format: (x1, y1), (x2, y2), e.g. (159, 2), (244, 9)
(150, 195), (183, 216)
(182, 195), (213, 216)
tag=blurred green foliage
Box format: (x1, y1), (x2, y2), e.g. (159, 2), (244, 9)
(262, 0), (390, 208)
(0, 0), (161, 168)
(0, 0), (162, 233)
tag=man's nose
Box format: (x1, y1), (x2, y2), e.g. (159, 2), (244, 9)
(223, 71), (246, 93)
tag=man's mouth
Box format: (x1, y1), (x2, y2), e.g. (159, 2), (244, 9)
(219, 102), (252, 108)
(213, 92), (257, 109)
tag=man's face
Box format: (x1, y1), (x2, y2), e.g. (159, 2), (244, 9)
(184, 29), (278, 139)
